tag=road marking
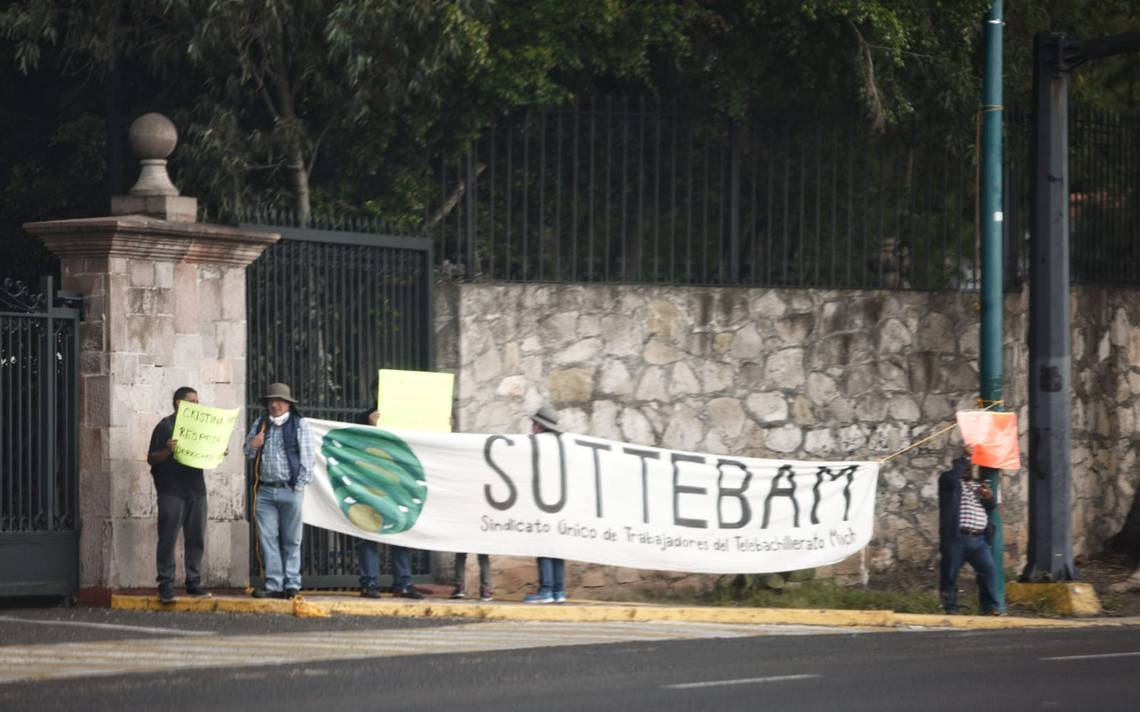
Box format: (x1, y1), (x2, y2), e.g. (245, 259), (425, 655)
(0, 615), (214, 636)
(1042, 651), (1140, 661)
(664, 674), (821, 690)
(0, 620), (831, 685)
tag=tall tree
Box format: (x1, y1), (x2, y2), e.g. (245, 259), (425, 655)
(2, 0), (490, 223)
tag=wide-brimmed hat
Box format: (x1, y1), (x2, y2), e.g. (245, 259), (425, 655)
(530, 404), (561, 433)
(261, 382), (297, 404)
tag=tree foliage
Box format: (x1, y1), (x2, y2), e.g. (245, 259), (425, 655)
(0, 0), (1137, 253)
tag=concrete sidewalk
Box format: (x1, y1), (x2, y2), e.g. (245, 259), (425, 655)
(111, 589), (1140, 631)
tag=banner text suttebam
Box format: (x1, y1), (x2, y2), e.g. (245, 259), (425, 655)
(303, 420), (879, 574)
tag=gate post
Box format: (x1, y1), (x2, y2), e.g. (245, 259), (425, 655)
(25, 114), (278, 603)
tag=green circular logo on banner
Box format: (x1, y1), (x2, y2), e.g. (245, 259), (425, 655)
(320, 427), (427, 534)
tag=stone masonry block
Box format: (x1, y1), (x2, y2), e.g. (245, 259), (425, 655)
(78, 463), (111, 519)
(78, 517), (111, 588)
(174, 261), (199, 334)
(221, 267), (246, 320)
(174, 332), (204, 369)
(110, 517), (159, 589)
(217, 320), (246, 359)
(84, 374), (110, 427)
(197, 275), (223, 322)
(155, 261), (175, 289)
(128, 260), (154, 287)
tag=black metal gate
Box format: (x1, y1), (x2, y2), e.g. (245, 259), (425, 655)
(244, 225), (434, 588)
(0, 277), (80, 598)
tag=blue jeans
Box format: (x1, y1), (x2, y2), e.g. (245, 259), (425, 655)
(939, 533), (999, 613)
(537, 557), (565, 595)
(255, 486), (304, 592)
(358, 541), (413, 590)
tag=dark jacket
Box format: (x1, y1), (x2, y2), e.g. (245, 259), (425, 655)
(148, 414), (206, 498)
(250, 412), (303, 488)
(938, 455), (995, 547)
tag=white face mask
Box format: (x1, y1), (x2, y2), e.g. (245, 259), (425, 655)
(269, 412), (291, 427)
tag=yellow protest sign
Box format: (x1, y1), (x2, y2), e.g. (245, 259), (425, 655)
(172, 401), (239, 469)
(376, 369), (454, 432)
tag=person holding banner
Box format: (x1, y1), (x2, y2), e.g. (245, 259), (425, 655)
(147, 386), (210, 604)
(523, 405), (568, 604)
(938, 444), (1000, 615)
(353, 403), (425, 600)
(245, 383), (315, 599)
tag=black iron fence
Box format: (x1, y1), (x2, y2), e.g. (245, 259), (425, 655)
(0, 277), (80, 597)
(243, 224), (434, 588)
(425, 100), (990, 289)
(423, 100), (1138, 290)
(1067, 108), (1140, 287)
(241, 101), (1138, 292)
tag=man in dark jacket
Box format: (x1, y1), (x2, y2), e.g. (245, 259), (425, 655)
(147, 386), (211, 603)
(938, 445), (1000, 614)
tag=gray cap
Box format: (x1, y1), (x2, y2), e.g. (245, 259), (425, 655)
(530, 404), (561, 433)
(261, 382), (297, 404)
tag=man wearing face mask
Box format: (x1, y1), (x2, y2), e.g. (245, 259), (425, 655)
(245, 383), (315, 599)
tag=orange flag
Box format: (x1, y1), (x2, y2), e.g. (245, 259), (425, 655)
(955, 411), (1021, 470)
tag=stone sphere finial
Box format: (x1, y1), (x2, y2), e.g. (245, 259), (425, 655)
(126, 112), (180, 197)
(128, 113), (178, 161)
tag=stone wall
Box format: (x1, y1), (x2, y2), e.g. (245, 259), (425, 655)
(435, 281), (1140, 598)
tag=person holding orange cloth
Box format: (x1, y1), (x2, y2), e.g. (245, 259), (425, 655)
(938, 443), (1000, 615)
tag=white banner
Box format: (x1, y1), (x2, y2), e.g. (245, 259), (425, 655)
(303, 419), (880, 574)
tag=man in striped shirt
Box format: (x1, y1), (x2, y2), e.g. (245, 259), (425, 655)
(937, 444), (999, 615)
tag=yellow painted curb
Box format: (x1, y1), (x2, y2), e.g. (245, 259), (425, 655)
(111, 593), (1140, 630)
(113, 594), (295, 615)
(1006, 581), (1102, 617)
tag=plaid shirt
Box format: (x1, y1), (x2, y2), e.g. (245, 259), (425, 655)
(244, 416), (316, 488)
(958, 480), (989, 532)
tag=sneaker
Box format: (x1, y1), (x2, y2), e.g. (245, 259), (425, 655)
(285, 588), (300, 599)
(450, 586), (466, 600)
(552, 592), (567, 604)
(158, 584), (177, 604)
(361, 586), (382, 599)
(185, 584), (211, 598)
(397, 587), (425, 600)
(251, 588), (283, 599)
(523, 592), (555, 604)
(479, 589), (493, 602)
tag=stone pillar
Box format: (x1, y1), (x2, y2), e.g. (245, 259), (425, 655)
(25, 114), (278, 603)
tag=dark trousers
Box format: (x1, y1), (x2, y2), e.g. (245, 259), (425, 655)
(357, 541), (414, 591)
(156, 493), (207, 587)
(454, 553), (492, 592)
(939, 533), (999, 613)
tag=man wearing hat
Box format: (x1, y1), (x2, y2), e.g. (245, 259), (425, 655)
(523, 405), (568, 604)
(244, 383), (315, 598)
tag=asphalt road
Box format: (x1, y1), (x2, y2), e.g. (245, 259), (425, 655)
(1, 607), (1138, 711)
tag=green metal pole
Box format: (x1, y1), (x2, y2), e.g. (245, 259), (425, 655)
(980, 0), (1005, 611)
